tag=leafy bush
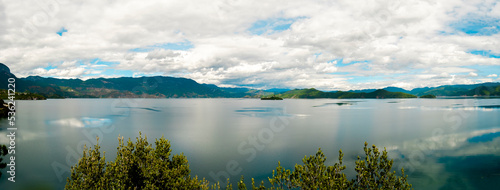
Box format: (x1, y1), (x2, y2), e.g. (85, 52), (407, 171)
(419, 94), (436, 98)
(266, 142), (411, 190)
(66, 134), (208, 189)
(66, 135), (412, 189)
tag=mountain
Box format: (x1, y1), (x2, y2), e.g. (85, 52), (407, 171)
(348, 83), (500, 96)
(409, 83), (500, 96)
(264, 88), (291, 93)
(383, 87), (411, 93)
(465, 85), (500, 96)
(1, 63), (499, 98)
(277, 88), (417, 99)
(0, 62), (17, 89)
(347, 89), (377, 93)
(410, 86), (468, 96)
(348, 87), (410, 94)
(217, 87), (269, 98)
(22, 75), (228, 98)
(1, 63), (227, 98)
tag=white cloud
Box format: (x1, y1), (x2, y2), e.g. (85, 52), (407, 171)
(314, 63), (337, 73)
(468, 72), (478, 77)
(145, 49), (180, 60)
(487, 74), (498, 77)
(30, 66), (87, 79)
(0, 0), (499, 91)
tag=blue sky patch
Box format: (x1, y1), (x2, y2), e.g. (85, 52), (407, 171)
(330, 72), (351, 75)
(85, 58), (131, 77)
(468, 50), (500, 58)
(91, 58), (120, 66)
(133, 72), (164, 77)
(347, 75), (386, 83)
(43, 65), (57, 70)
(56, 27), (67, 36)
(328, 58), (343, 64)
(448, 15), (500, 36)
(468, 132), (500, 143)
(249, 17), (305, 35)
(462, 65), (500, 77)
(82, 69), (134, 78)
(130, 41), (194, 52)
(333, 59), (372, 68)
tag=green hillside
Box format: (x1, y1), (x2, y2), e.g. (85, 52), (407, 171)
(1, 63), (498, 99)
(277, 88), (417, 99)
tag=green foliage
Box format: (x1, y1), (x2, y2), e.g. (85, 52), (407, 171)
(419, 94), (436, 98)
(0, 145), (8, 179)
(65, 134), (209, 190)
(67, 134), (411, 189)
(264, 144), (410, 189)
(286, 149), (350, 189)
(412, 84), (500, 96)
(277, 89), (417, 99)
(0, 89), (47, 100)
(261, 95), (283, 100)
(352, 142), (411, 189)
(238, 176), (247, 190)
(466, 85), (500, 96)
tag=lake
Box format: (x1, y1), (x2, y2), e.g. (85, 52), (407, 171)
(0, 98), (499, 189)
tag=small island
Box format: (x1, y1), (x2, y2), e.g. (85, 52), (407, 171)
(419, 94), (437, 99)
(261, 96), (283, 100)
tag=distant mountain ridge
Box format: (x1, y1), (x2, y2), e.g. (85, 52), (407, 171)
(22, 75), (229, 98)
(347, 87), (410, 94)
(277, 88), (417, 99)
(0, 63), (499, 98)
(349, 83), (500, 96)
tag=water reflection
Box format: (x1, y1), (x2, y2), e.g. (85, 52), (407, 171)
(438, 155), (500, 189)
(397, 105), (500, 111)
(235, 107), (292, 117)
(1, 98), (499, 190)
(313, 101), (362, 107)
(478, 105), (500, 109)
(390, 128), (500, 189)
(48, 117), (113, 128)
(395, 128), (500, 154)
(468, 132), (500, 143)
(387, 101), (402, 103)
(115, 106), (162, 112)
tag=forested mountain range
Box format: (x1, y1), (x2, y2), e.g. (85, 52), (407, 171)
(1, 63), (498, 99)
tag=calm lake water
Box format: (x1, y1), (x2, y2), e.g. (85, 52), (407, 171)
(0, 98), (499, 189)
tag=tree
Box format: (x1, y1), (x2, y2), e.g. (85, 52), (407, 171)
(419, 94), (436, 99)
(67, 133), (412, 189)
(266, 144), (410, 189)
(65, 134), (209, 189)
(352, 142), (411, 189)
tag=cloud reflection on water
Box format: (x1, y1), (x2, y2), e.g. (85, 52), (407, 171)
(388, 127), (500, 189)
(48, 117), (113, 128)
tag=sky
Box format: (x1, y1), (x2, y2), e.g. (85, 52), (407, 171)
(0, 0), (499, 91)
